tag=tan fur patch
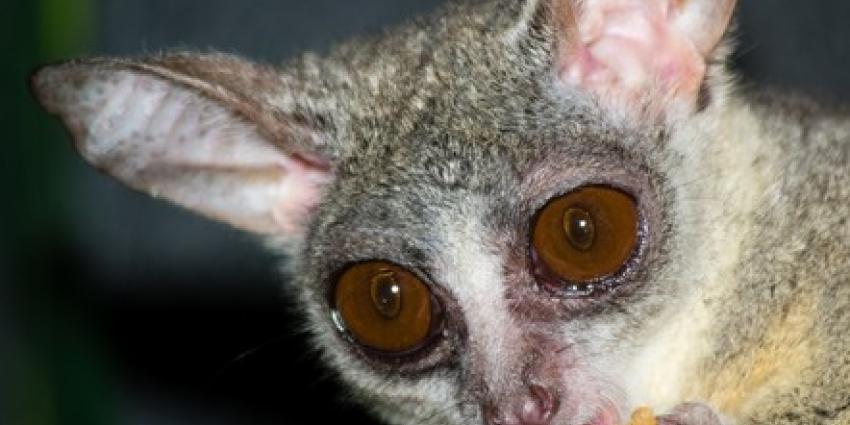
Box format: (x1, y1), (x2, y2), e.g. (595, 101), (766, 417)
(691, 293), (817, 417)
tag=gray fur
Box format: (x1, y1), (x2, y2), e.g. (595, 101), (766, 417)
(697, 91), (850, 424)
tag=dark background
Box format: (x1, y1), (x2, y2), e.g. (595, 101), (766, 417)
(3, 1), (849, 425)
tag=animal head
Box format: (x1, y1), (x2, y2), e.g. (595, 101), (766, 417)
(31, 1), (742, 424)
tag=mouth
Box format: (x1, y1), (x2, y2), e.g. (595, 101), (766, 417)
(583, 407), (621, 425)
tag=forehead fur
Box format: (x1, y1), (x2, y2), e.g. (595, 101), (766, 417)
(288, 0), (579, 155)
(289, 0), (680, 315)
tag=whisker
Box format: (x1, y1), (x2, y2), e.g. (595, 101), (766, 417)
(208, 333), (291, 384)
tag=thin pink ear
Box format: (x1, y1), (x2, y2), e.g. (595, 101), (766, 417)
(31, 59), (334, 237)
(554, 0), (736, 116)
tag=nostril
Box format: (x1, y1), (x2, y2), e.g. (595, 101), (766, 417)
(483, 405), (511, 425)
(483, 405), (499, 425)
(520, 385), (559, 425)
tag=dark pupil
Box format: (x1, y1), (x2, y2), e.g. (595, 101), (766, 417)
(370, 271), (402, 318)
(563, 207), (595, 251)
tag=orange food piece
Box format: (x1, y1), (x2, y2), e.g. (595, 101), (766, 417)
(627, 407), (657, 425)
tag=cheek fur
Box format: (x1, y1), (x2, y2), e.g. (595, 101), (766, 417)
(548, 325), (634, 424)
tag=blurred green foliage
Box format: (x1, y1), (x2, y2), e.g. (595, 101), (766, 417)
(4, 1), (116, 425)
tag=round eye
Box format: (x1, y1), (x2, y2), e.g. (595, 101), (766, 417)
(334, 261), (435, 355)
(532, 185), (639, 286)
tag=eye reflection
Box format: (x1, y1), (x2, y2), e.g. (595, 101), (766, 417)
(563, 207), (595, 251)
(532, 185), (639, 285)
(370, 271), (402, 318)
(334, 261), (434, 354)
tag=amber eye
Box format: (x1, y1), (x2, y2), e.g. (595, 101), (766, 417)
(532, 186), (639, 286)
(334, 261), (434, 354)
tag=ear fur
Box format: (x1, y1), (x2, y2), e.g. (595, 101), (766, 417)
(30, 53), (334, 235)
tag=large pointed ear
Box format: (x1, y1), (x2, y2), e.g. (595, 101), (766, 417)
(546, 0), (736, 118)
(30, 53), (335, 236)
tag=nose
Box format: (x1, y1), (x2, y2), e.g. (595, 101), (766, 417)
(484, 385), (559, 425)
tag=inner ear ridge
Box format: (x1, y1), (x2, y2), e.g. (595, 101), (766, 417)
(123, 58), (300, 152)
(550, 0), (736, 116)
(65, 55), (326, 164)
